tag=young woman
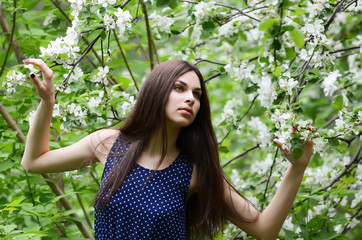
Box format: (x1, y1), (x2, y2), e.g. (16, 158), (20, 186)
(22, 58), (314, 240)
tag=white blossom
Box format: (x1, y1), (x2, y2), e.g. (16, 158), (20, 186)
(247, 117), (272, 149)
(114, 9), (132, 37)
(149, 12), (174, 35)
(271, 109), (292, 130)
(3, 70), (28, 93)
(103, 14), (116, 31)
(301, 19), (324, 38)
(279, 75), (298, 96)
(193, 1), (214, 21)
(95, 0), (116, 8)
(321, 70), (341, 96)
(307, 2), (324, 19)
(43, 12), (56, 26)
(257, 75), (277, 108)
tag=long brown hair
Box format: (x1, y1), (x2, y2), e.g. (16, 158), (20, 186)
(95, 60), (253, 239)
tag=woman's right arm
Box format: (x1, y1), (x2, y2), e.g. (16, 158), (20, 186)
(21, 59), (118, 173)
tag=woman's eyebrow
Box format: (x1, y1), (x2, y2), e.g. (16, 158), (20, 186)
(176, 80), (202, 91)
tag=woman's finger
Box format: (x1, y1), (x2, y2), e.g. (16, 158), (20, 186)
(29, 73), (42, 90)
(23, 59), (53, 80)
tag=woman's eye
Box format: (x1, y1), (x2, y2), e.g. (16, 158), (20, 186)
(193, 92), (201, 99)
(174, 86), (183, 91)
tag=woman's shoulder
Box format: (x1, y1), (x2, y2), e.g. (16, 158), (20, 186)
(90, 128), (121, 166)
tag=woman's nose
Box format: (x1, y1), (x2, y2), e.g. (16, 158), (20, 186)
(185, 91), (195, 104)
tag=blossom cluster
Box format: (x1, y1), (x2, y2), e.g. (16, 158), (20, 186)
(3, 70), (28, 94)
(149, 12), (175, 39)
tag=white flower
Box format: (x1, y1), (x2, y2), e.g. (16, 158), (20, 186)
(271, 109), (292, 130)
(257, 75), (277, 108)
(247, 117), (272, 149)
(149, 12), (174, 34)
(307, 2), (324, 19)
(3, 70), (28, 93)
(279, 76), (298, 95)
(103, 14), (116, 31)
(96, 66), (109, 84)
(53, 104), (61, 117)
(301, 19), (324, 37)
(96, 0), (116, 7)
(88, 96), (102, 109)
(114, 9), (132, 36)
(300, 130), (311, 141)
(193, 1), (214, 21)
(28, 110), (36, 126)
(321, 70), (341, 96)
(274, 129), (292, 149)
(43, 12), (56, 26)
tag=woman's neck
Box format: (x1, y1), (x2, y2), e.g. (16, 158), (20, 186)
(145, 125), (180, 157)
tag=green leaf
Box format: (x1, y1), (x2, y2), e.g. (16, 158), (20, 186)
(273, 66), (282, 77)
(332, 95), (343, 110)
(201, 20), (216, 34)
(219, 146), (229, 153)
(7, 198), (25, 207)
(329, 138), (339, 147)
(289, 29), (305, 48)
(0, 159), (14, 172)
(291, 147), (303, 159)
(244, 85), (259, 94)
(285, 47), (296, 60)
(259, 18), (279, 31)
(169, 0), (178, 9)
(156, 0), (169, 7)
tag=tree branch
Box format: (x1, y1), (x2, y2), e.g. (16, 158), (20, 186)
(323, 141), (362, 191)
(222, 145), (260, 168)
(141, 1), (154, 70)
(113, 29), (139, 91)
(0, 1), (24, 74)
(324, 0), (344, 32)
(55, 31), (103, 99)
(329, 46), (360, 54)
(262, 148), (279, 209)
(204, 71), (222, 83)
(195, 58), (226, 66)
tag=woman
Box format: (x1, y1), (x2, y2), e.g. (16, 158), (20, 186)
(22, 58), (314, 240)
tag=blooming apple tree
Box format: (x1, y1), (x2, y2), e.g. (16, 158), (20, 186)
(0, 0), (361, 239)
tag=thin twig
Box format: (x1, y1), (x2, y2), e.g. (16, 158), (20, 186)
(322, 141), (362, 191)
(204, 72), (222, 83)
(141, 1), (154, 70)
(70, 178), (93, 229)
(329, 46), (360, 54)
(222, 145), (260, 168)
(219, 94), (258, 146)
(195, 58), (226, 66)
(262, 148), (279, 210)
(112, 29), (139, 91)
(55, 31), (103, 99)
(324, 0), (344, 32)
(0, 0), (18, 76)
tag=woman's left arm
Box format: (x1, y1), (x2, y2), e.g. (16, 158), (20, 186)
(225, 137), (314, 240)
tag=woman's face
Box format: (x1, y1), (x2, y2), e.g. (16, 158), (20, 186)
(165, 71), (202, 129)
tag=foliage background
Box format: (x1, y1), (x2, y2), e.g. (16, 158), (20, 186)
(0, 0), (361, 239)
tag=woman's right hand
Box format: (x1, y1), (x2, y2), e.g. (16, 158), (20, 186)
(23, 59), (54, 104)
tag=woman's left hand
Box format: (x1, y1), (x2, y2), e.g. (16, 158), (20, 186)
(274, 125), (315, 171)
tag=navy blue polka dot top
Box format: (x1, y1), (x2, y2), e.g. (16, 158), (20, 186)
(94, 135), (194, 239)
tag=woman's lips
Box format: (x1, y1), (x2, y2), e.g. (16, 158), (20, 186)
(179, 107), (193, 116)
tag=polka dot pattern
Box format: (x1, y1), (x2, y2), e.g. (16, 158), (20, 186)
(94, 136), (193, 239)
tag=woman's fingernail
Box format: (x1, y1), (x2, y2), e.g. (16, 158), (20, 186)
(30, 73), (35, 78)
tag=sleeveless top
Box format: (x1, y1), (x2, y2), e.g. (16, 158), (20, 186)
(94, 136), (194, 240)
